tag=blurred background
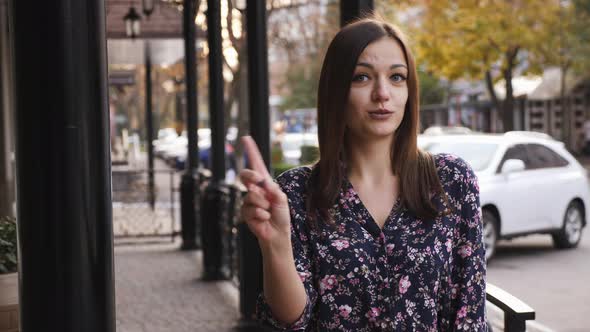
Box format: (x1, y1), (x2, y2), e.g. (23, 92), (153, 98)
(1, 0), (589, 331)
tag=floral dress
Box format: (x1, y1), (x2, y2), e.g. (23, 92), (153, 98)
(257, 154), (487, 331)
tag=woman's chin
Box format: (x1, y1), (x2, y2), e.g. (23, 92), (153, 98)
(366, 125), (399, 139)
(347, 123), (400, 141)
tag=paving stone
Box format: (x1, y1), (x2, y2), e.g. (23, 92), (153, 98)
(115, 242), (240, 332)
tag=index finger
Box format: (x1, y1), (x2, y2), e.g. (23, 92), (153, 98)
(241, 136), (271, 179)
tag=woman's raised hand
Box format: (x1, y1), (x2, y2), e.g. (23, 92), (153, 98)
(239, 136), (291, 248)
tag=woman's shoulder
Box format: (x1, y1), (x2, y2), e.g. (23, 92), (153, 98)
(275, 166), (313, 199)
(275, 165), (313, 185)
(432, 152), (475, 178)
(432, 153), (478, 195)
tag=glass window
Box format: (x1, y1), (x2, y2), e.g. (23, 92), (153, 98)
(526, 144), (569, 169)
(421, 142), (498, 171)
(497, 144), (530, 172)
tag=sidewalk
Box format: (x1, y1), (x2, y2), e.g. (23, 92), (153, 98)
(115, 242), (242, 332)
(115, 241), (547, 332)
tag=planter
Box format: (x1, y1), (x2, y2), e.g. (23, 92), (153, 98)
(0, 273), (18, 332)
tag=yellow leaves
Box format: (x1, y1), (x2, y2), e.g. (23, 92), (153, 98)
(394, 0), (562, 80)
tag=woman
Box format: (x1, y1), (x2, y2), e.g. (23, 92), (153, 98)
(240, 17), (487, 331)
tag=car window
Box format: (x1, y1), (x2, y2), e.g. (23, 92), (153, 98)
(421, 142), (498, 171)
(497, 144), (530, 172)
(525, 144), (569, 169)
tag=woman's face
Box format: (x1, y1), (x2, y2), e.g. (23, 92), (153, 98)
(345, 37), (409, 142)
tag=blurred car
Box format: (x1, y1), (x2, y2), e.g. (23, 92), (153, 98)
(278, 133), (319, 165)
(155, 128), (213, 165)
(154, 132), (183, 159)
(157, 127), (178, 140)
(419, 131), (589, 260)
(173, 128), (237, 174)
(423, 126), (473, 136)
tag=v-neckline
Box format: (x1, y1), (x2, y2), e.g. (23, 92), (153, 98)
(343, 176), (401, 234)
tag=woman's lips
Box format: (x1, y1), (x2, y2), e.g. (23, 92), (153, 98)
(368, 109), (393, 120)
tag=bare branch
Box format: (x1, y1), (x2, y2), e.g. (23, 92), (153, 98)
(487, 37), (502, 52)
(223, 53), (238, 76)
(226, 0), (240, 47)
(294, 7), (313, 56)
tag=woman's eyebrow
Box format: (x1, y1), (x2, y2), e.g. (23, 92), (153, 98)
(355, 62), (408, 70)
(390, 64), (408, 70)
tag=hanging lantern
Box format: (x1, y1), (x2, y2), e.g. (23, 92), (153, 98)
(124, 6), (141, 39)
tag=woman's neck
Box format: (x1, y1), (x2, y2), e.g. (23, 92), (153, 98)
(345, 134), (395, 184)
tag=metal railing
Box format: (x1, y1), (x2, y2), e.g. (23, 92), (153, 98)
(112, 169), (178, 243)
(486, 283), (536, 332)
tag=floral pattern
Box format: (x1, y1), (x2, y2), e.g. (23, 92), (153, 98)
(257, 154), (487, 331)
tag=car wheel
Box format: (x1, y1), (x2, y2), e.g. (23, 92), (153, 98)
(552, 201), (584, 249)
(482, 209), (499, 261)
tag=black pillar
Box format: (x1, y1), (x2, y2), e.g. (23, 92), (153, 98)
(340, 0), (374, 27)
(11, 0), (115, 331)
(180, 0), (200, 250)
(0, 1), (15, 218)
(201, 0), (227, 280)
(145, 40), (155, 209)
(239, 0), (270, 321)
(207, 3), (226, 182)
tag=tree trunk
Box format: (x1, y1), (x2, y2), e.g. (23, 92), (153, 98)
(501, 49), (519, 132)
(502, 67), (514, 132)
(561, 63), (570, 149)
(485, 70), (501, 132)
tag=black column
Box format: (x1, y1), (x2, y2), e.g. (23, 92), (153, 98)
(10, 0), (115, 331)
(180, 0), (200, 250)
(145, 40), (155, 209)
(239, 0), (269, 321)
(201, 0), (227, 280)
(207, 0), (226, 182)
(340, 0), (374, 27)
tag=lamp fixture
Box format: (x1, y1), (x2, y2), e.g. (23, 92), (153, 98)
(123, 6), (141, 39)
(142, 0), (155, 18)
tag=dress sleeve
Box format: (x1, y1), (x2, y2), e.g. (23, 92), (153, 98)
(450, 160), (488, 331)
(256, 168), (318, 330)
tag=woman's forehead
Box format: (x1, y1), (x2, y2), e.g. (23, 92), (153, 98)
(357, 38), (407, 67)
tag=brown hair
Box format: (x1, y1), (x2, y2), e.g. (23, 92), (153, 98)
(307, 17), (448, 224)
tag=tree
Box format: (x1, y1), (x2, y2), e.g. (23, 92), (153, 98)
(221, 0), (316, 169)
(417, 69), (448, 106)
(401, 0), (557, 131)
(268, 0), (339, 112)
(532, 0), (590, 146)
(278, 61), (321, 111)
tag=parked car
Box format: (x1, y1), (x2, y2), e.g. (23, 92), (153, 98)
(174, 142), (235, 171)
(422, 125), (473, 136)
(419, 131), (589, 260)
(154, 128), (215, 166)
(173, 127), (238, 174)
(279, 132), (319, 165)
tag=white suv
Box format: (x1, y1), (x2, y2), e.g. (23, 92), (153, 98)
(419, 132), (589, 260)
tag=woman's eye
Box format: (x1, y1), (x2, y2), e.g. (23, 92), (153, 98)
(352, 74), (369, 82)
(390, 73), (407, 82)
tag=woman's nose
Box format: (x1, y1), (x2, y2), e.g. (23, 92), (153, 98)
(372, 80), (390, 102)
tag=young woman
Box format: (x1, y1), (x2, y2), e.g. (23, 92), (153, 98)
(240, 17), (487, 331)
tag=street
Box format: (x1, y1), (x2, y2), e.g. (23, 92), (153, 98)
(488, 230), (590, 332)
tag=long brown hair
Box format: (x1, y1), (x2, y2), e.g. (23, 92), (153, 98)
(307, 17), (447, 224)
